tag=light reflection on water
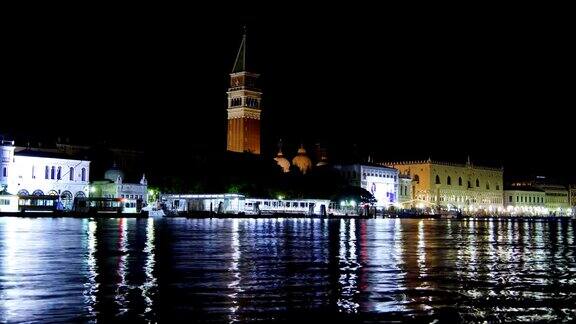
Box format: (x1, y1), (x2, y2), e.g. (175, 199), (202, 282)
(0, 217), (575, 322)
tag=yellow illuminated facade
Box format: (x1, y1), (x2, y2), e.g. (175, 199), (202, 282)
(383, 159), (504, 212)
(571, 185), (576, 208)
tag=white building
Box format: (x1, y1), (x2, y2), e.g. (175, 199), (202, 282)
(1, 139), (90, 210)
(334, 163), (399, 208)
(91, 164), (148, 212)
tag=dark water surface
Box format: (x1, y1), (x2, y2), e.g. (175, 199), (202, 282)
(0, 217), (575, 323)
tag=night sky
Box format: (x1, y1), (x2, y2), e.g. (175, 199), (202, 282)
(3, 7), (573, 182)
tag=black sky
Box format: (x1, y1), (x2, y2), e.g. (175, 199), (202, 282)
(2, 6), (574, 182)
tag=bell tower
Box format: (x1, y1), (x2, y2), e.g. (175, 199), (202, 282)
(227, 29), (262, 155)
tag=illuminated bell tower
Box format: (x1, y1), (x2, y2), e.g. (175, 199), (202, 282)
(227, 30), (262, 155)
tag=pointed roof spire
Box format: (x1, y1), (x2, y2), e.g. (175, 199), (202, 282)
(232, 26), (247, 73)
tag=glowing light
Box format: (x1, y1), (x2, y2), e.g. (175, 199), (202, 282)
(350, 200), (356, 207)
(277, 195), (284, 200)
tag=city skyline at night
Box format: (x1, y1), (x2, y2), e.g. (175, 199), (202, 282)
(2, 10), (573, 182)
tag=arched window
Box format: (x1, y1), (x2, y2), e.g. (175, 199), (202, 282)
(486, 183), (490, 190)
(69, 167), (74, 181)
(447, 176), (451, 185)
(468, 181), (472, 188)
(32, 189), (44, 196)
(413, 174), (420, 183)
(81, 168), (86, 181)
(75, 191), (86, 198)
(435, 175), (441, 184)
(57, 167), (62, 180)
(457, 177), (462, 186)
(45, 166), (49, 179)
(476, 179), (480, 187)
(17, 189), (29, 196)
(47, 190), (58, 196)
(496, 185), (500, 190)
(51, 166), (55, 179)
(2, 167), (6, 177)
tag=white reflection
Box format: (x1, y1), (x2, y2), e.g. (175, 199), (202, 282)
(0, 218), (49, 322)
(417, 220), (427, 277)
(337, 220), (360, 313)
(84, 219), (98, 316)
(116, 218), (128, 314)
(141, 217), (156, 315)
(227, 219), (241, 323)
(466, 219), (477, 280)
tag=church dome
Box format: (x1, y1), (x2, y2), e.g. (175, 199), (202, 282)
(274, 150), (291, 173)
(292, 145), (312, 174)
(104, 163), (125, 182)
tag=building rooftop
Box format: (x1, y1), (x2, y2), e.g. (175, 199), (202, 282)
(14, 148), (88, 161)
(335, 162), (397, 171)
(504, 185), (544, 192)
(381, 158), (503, 172)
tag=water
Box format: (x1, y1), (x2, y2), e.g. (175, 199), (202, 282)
(0, 217), (575, 323)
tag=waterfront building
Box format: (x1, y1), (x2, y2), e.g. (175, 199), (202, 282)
(333, 163), (399, 208)
(383, 158), (504, 213)
(539, 184), (571, 214)
(91, 163), (148, 210)
(509, 176), (572, 216)
(1, 139), (91, 210)
(571, 184), (576, 208)
(227, 30), (262, 155)
(503, 186), (546, 215)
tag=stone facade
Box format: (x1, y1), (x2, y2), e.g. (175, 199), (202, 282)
(398, 174), (413, 208)
(383, 159), (504, 212)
